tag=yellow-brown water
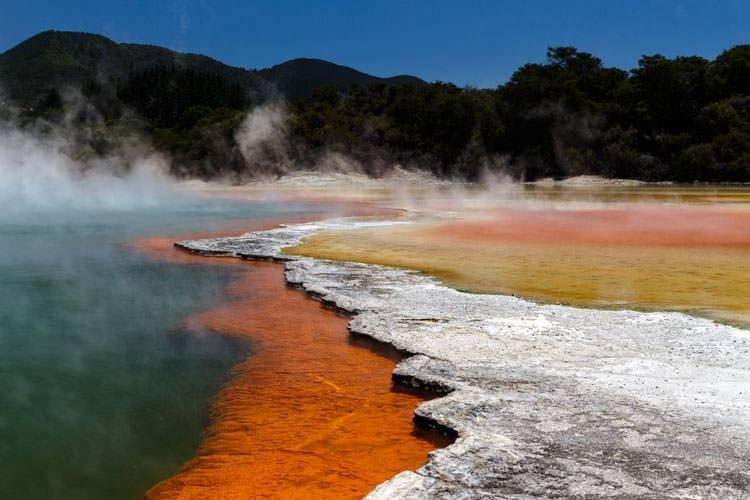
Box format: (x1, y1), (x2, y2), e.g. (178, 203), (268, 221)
(288, 186), (750, 328)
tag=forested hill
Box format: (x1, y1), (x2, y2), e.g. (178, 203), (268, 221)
(259, 58), (423, 101)
(2, 30), (750, 183)
(0, 30), (423, 103)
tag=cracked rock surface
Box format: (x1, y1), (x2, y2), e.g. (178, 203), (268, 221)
(177, 218), (750, 499)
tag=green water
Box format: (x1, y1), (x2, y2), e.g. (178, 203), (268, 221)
(0, 199), (311, 499)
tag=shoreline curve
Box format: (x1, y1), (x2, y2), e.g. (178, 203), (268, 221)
(177, 216), (750, 498)
(134, 212), (443, 499)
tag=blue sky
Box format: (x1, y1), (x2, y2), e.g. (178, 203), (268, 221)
(2, 0), (749, 87)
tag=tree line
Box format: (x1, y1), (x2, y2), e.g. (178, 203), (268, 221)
(18, 44), (750, 182)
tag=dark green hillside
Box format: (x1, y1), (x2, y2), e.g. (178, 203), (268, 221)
(0, 31), (259, 104)
(0, 31), (424, 104)
(257, 58), (424, 98)
(2, 30), (750, 183)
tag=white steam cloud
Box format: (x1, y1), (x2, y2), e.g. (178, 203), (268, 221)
(235, 103), (292, 175)
(234, 103), (371, 178)
(0, 125), (180, 215)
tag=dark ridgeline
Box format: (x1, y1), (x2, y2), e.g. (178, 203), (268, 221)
(2, 30), (750, 182)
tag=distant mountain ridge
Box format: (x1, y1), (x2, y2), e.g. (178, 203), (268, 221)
(259, 58), (424, 99)
(0, 30), (425, 104)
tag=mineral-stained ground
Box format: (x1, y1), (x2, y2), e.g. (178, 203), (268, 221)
(178, 218), (750, 498)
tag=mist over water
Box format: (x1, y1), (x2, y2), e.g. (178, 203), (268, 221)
(0, 125), (184, 215)
(0, 208), (313, 499)
(0, 124), (315, 499)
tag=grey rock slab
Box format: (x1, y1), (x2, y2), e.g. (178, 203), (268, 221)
(177, 217), (750, 499)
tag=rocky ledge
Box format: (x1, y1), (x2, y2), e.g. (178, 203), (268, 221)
(177, 218), (750, 499)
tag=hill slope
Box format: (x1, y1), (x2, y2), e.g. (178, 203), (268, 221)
(0, 30), (424, 104)
(258, 58), (424, 98)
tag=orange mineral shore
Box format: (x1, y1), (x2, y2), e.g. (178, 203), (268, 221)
(131, 217), (443, 499)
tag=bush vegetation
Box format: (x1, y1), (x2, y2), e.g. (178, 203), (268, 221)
(16, 43), (750, 182)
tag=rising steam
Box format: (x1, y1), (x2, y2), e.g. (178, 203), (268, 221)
(234, 102), (373, 179)
(0, 125), (181, 214)
(234, 103), (293, 176)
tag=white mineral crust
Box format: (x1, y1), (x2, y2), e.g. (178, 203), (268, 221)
(177, 217), (750, 498)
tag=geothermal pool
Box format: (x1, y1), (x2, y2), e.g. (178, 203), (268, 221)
(0, 200), (312, 499)
(5, 179), (750, 498)
(0, 194), (439, 499)
(289, 185), (750, 328)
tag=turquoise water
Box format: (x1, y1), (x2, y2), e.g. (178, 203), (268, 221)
(0, 199), (311, 499)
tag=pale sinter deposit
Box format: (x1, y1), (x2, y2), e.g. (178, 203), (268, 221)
(177, 218), (750, 498)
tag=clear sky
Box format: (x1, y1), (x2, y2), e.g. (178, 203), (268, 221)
(2, 0), (749, 88)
